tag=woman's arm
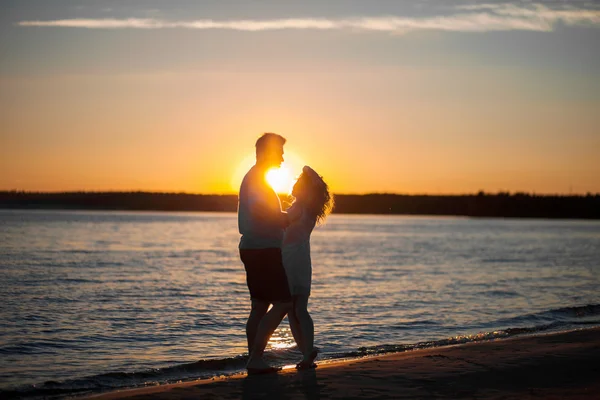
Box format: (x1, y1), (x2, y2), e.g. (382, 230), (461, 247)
(285, 202), (303, 225)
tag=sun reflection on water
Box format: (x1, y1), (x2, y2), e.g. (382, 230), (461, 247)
(266, 325), (297, 350)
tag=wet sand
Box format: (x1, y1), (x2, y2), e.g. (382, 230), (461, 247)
(88, 327), (600, 399)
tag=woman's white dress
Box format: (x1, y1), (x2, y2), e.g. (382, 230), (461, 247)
(282, 202), (316, 296)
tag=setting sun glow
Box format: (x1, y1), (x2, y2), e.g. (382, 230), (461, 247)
(266, 166), (293, 194)
(231, 152), (306, 194)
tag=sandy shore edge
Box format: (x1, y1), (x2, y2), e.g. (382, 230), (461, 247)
(86, 327), (600, 400)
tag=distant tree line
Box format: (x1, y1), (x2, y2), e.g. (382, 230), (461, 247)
(333, 192), (600, 219)
(1, 191), (599, 219)
(0, 191), (238, 212)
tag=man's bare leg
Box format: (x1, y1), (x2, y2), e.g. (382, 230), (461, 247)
(246, 299), (269, 354)
(246, 302), (291, 370)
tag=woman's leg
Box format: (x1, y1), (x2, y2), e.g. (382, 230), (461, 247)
(288, 298), (305, 353)
(294, 294), (315, 362)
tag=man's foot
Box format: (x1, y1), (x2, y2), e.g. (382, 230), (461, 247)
(246, 358), (280, 375)
(247, 366), (281, 375)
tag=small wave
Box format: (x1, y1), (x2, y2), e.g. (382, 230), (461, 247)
(548, 304), (600, 318)
(392, 320), (440, 330)
(0, 348), (303, 400)
(0, 339), (87, 355)
(337, 330), (511, 359)
(479, 289), (521, 298)
(481, 258), (526, 263)
(490, 304), (600, 328)
(338, 308), (599, 359)
(61, 250), (100, 255)
(55, 277), (102, 284)
(322, 304), (600, 360)
(0, 355), (248, 400)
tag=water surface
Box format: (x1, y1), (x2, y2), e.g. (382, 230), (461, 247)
(1, 210), (599, 397)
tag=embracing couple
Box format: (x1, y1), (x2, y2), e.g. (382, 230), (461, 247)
(238, 133), (333, 374)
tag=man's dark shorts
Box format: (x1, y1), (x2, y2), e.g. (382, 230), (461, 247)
(240, 248), (292, 303)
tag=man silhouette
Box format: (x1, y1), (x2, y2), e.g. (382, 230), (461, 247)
(238, 133), (292, 373)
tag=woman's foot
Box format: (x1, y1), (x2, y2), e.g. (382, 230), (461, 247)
(296, 348), (319, 369)
(295, 360), (317, 370)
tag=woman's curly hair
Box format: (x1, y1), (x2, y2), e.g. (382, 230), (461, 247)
(295, 170), (334, 226)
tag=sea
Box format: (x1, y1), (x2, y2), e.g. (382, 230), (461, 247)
(1, 209), (599, 398)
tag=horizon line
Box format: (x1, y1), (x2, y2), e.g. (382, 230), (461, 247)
(1, 190), (598, 197)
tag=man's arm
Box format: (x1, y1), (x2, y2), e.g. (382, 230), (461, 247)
(247, 186), (287, 229)
(280, 211), (290, 229)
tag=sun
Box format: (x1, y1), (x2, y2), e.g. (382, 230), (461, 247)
(266, 166), (293, 194)
(231, 151), (306, 194)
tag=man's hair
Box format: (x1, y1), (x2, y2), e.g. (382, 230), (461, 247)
(255, 133), (286, 155)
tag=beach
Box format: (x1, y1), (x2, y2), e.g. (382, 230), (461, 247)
(87, 327), (600, 400)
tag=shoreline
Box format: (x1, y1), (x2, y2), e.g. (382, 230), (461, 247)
(3, 208), (600, 222)
(86, 327), (600, 400)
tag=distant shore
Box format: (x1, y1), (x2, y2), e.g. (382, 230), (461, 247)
(88, 327), (600, 400)
(1, 191), (600, 219)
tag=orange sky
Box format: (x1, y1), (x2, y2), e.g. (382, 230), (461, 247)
(1, 2), (599, 195)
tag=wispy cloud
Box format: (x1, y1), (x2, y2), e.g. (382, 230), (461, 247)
(17, 3), (600, 33)
(456, 3), (600, 26)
